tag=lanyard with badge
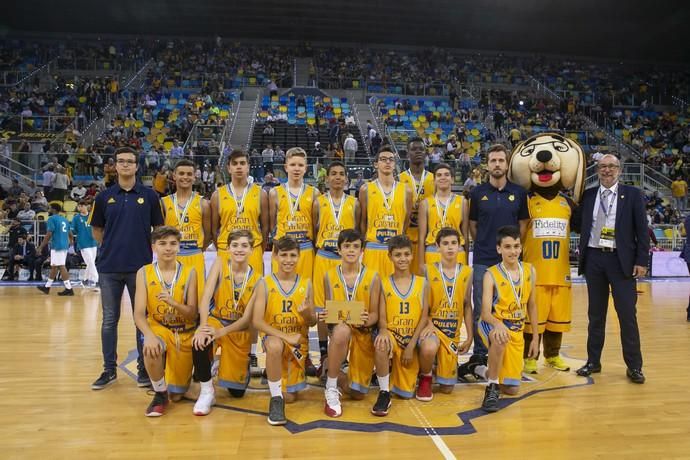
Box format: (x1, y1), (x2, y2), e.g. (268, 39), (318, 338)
(498, 262), (524, 321)
(228, 183), (248, 217)
(407, 169), (427, 202)
(172, 192), (195, 226)
(285, 182), (305, 227)
(434, 193), (455, 227)
(599, 189), (616, 249)
(375, 179), (396, 221)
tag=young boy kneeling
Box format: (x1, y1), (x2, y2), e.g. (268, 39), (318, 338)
(479, 225), (539, 413)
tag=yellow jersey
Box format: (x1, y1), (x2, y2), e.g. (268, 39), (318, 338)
(423, 194), (465, 246)
(381, 274), (426, 346)
(427, 262), (471, 340)
(315, 193), (357, 252)
(264, 274), (311, 337)
(487, 262), (533, 327)
(209, 263), (262, 324)
(364, 180), (407, 244)
(325, 264), (377, 315)
(399, 169), (434, 243)
(144, 262), (196, 330)
(275, 183), (316, 244)
(161, 193), (204, 255)
(522, 193), (571, 286)
(217, 183), (263, 250)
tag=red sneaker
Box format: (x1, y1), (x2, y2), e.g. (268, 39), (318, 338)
(145, 391), (169, 417)
(415, 374), (433, 402)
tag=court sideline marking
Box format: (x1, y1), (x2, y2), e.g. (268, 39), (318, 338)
(407, 400), (457, 460)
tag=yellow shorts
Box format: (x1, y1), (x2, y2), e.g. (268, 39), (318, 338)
(390, 338), (420, 398)
(207, 316), (251, 390)
(478, 319), (524, 386)
(177, 252), (205, 299)
(313, 249), (341, 309)
(348, 327), (376, 394)
(424, 245), (468, 266)
(362, 243), (394, 277)
(217, 245), (265, 276)
(262, 337), (308, 393)
(148, 321), (194, 394)
(271, 242), (314, 281)
(434, 329), (460, 385)
(526, 285), (572, 334)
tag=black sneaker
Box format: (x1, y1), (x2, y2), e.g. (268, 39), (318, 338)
(91, 370), (117, 390)
(145, 391), (169, 417)
(305, 356), (317, 377)
(458, 354), (488, 381)
(481, 383), (500, 413)
(371, 390), (392, 416)
(57, 288), (74, 296)
(137, 369), (152, 388)
(267, 396), (287, 425)
(36, 286), (50, 295)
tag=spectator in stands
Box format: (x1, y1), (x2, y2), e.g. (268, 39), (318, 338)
(71, 183), (87, 201)
(671, 175), (688, 211)
(509, 126), (522, 148)
(263, 124), (275, 136)
(274, 145), (286, 168)
(31, 191), (48, 212)
(371, 131), (382, 155)
(86, 183), (99, 199)
(16, 202), (35, 221)
(329, 121), (341, 146)
(202, 164), (215, 192)
(345, 113), (356, 126)
(52, 165), (70, 201)
(0, 184), (7, 200)
(493, 110), (505, 137)
(343, 134), (357, 164)
(2, 219), (27, 281)
(6, 202), (19, 219)
(6, 234), (36, 281)
(429, 147), (442, 172)
(262, 144), (274, 174)
(8, 179), (22, 198)
(312, 142), (324, 165)
(42, 165), (55, 197)
(152, 166), (168, 197)
(103, 158), (117, 187)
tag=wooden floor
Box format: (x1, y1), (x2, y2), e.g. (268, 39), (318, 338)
(1, 281), (689, 459)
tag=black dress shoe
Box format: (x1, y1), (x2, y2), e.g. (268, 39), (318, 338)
(626, 368), (645, 384)
(576, 362), (602, 377)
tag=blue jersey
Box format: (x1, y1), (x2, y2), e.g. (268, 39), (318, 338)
(71, 213), (98, 250)
(47, 215), (71, 251)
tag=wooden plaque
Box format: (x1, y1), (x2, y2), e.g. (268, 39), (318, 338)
(324, 300), (365, 326)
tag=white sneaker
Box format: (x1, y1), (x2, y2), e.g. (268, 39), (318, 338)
(193, 386), (216, 416)
(324, 387), (342, 418)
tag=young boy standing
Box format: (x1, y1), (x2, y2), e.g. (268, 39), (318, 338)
(191, 229), (263, 416)
(371, 235), (429, 416)
(319, 229), (380, 417)
(132, 226), (199, 416)
(417, 163), (469, 273)
(161, 159), (211, 295)
(312, 161), (360, 373)
(269, 147), (320, 278)
(479, 225), (539, 412)
(36, 203), (74, 296)
(417, 227), (473, 401)
(359, 147), (412, 277)
(252, 237), (316, 425)
(71, 199), (99, 288)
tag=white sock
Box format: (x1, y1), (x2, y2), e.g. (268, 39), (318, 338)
(250, 343), (257, 355)
(378, 374), (390, 392)
(475, 365), (488, 379)
(268, 379), (282, 398)
(152, 377), (167, 392)
(488, 378), (499, 385)
(422, 371), (432, 377)
(200, 379), (214, 393)
(45, 279), (54, 288)
(326, 376), (338, 390)
(64, 280), (72, 289)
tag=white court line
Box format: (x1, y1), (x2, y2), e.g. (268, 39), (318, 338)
(407, 400), (457, 460)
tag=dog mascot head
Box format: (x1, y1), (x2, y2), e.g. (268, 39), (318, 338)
(508, 133), (586, 203)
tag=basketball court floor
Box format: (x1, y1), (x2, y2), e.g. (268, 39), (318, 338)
(1, 280), (689, 459)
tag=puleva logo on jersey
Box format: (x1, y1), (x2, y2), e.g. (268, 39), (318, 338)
(119, 347), (592, 436)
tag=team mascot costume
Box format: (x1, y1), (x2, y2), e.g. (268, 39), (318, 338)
(507, 133), (586, 374)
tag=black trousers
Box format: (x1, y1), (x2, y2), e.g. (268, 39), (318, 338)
(584, 248), (642, 370)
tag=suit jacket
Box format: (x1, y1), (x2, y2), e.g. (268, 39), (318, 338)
(12, 242), (36, 259)
(681, 214), (690, 263)
(577, 184), (650, 276)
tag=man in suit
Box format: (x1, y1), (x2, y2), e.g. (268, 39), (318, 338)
(575, 154), (649, 384)
(681, 213), (690, 322)
(7, 234), (37, 281)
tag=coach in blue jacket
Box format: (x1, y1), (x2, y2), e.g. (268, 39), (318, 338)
(575, 154), (649, 384)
